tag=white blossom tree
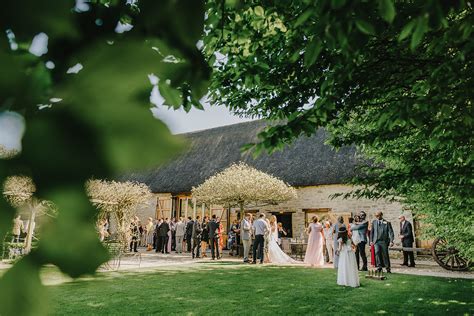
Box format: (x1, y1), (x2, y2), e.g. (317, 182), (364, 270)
(192, 162), (297, 216)
(2, 176), (57, 253)
(86, 179), (152, 248)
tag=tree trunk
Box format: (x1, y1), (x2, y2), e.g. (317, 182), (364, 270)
(24, 203), (37, 254)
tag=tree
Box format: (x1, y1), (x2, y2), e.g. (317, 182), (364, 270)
(203, 1), (473, 259)
(192, 162), (296, 216)
(86, 179), (152, 249)
(0, 1), (210, 315)
(2, 176), (56, 253)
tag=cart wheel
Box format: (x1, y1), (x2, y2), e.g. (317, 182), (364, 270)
(431, 238), (470, 271)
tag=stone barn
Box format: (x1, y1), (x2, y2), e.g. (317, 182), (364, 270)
(127, 120), (415, 246)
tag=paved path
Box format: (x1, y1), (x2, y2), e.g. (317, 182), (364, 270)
(2, 249), (472, 280)
(102, 249), (473, 279)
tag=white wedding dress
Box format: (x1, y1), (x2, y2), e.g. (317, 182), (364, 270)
(337, 238), (360, 287)
(267, 224), (299, 264)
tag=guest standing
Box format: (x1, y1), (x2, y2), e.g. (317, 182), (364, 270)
(304, 216), (325, 267)
(208, 215), (220, 260)
(158, 219), (170, 254)
(241, 213), (252, 263)
(192, 216), (202, 258)
(170, 217), (176, 251)
(145, 217), (154, 251)
(399, 215), (415, 267)
(175, 217), (186, 254)
(332, 216), (346, 268)
(166, 218), (172, 253)
(323, 221), (334, 263)
(201, 216), (209, 258)
(12, 215), (24, 243)
(252, 214), (268, 264)
(336, 227), (360, 288)
(370, 211), (394, 273)
(277, 222), (287, 242)
(185, 217), (194, 253)
(351, 211), (369, 271)
(129, 218), (139, 253)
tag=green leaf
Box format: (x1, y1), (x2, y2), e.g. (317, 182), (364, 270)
(159, 81), (182, 108)
(355, 19), (376, 35)
(57, 40), (184, 174)
(378, 0), (396, 23)
(294, 9), (313, 27)
(254, 6), (264, 16)
(0, 257), (49, 316)
(38, 187), (109, 277)
(304, 39), (323, 67)
(331, 0), (346, 9)
(411, 16), (428, 50)
(398, 20), (416, 41)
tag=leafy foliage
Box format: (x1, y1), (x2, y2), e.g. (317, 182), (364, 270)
(0, 1), (209, 315)
(204, 1), (474, 258)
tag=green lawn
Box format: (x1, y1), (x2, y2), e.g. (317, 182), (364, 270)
(48, 263), (472, 315)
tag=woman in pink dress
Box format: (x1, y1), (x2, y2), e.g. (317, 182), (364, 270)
(304, 216), (325, 267)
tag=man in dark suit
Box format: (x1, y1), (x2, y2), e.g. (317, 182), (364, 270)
(185, 217), (194, 252)
(208, 214), (220, 260)
(399, 215), (415, 267)
(158, 218), (170, 254)
(154, 219), (162, 253)
(370, 211), (394, 273)
(192, 216), (202, 258)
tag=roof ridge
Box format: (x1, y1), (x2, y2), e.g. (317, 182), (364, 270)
(177, 119), (263, 136)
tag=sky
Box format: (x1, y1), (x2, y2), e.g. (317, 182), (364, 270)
(151, 101), (255, 134)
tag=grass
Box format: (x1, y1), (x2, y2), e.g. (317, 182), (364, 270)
(47, 263), (473, 315)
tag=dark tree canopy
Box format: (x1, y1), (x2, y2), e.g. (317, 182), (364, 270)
(203, 0), (474, 258)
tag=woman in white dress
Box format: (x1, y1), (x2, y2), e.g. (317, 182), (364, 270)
(336, 226), (360, 288)
(267, 215), (299, 264)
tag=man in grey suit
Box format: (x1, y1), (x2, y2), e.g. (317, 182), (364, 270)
(240, 213), (253, 263)
(370, 211), (394, 273)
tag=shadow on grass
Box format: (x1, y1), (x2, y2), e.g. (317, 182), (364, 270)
(46, 265), (473, 315)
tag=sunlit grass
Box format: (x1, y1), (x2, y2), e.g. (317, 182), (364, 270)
(47, 264), (473, 315)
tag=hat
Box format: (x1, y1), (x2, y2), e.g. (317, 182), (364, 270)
(338, 226), (347, 233)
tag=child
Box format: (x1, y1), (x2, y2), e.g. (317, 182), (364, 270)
(336, 226), (360, 288)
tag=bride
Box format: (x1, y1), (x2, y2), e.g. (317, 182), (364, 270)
(265, 216), (299, 264)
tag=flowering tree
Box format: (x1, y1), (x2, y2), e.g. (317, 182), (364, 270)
(192, 162), (297, 215)
(86, 180), (152, 248)
(2, 176), (56, 253)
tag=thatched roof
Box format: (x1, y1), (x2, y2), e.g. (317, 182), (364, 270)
(127, 120), (361, 194)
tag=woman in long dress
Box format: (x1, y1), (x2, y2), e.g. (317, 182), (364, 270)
(336, 226), (360, 287)
(267, 216), (298, 264)
(304, 216), (325, 267)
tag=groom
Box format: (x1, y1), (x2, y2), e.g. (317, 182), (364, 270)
(370, 211), (394, 273)
(252, 214), (267, 264)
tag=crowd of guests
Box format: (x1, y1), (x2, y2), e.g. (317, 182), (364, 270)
(303, 211), (415, 288)
(98, 210), (415, 289)
(118, 215), (229, 258)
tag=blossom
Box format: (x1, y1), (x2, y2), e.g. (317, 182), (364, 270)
(192, 162), (297, 207)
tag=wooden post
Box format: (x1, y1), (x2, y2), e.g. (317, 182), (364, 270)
(201, 203), (205, 218)
(193, 197), (197, 219)
(184, 197), (188, 219)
